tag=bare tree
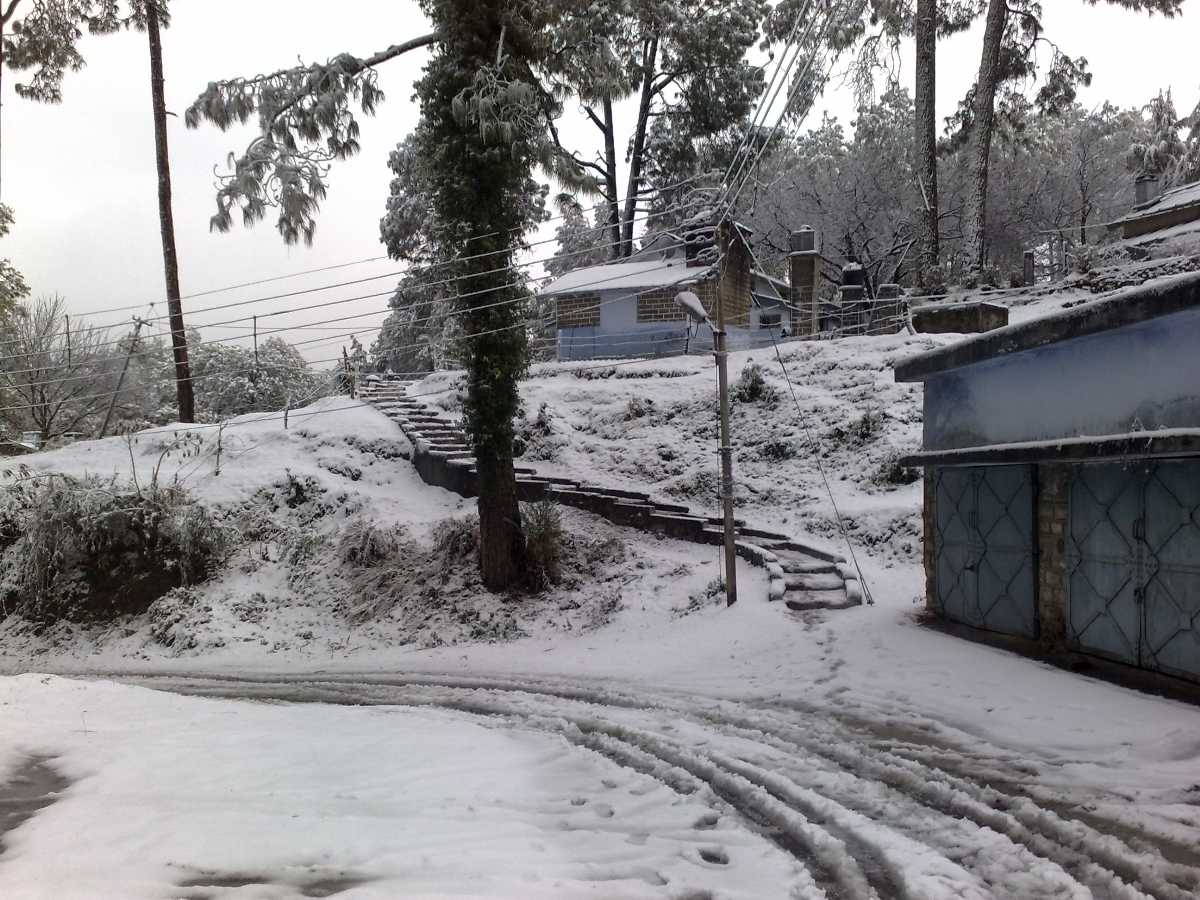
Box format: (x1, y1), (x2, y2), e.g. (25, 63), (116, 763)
(0, 295), (115, 440)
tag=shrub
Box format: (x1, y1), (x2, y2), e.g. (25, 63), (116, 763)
(523, 500), (563, 589)
(336, 517), (401, 566)
(854, 408), (881, 443)
(872, 450), (920, 487)
(732, 363), (777, 404)
(624, 396), (654, 420)
(513, 402), (565, 461)
(913, 264), (948, 297)
(759, 437), (796, 461)
(432, 514), (479, 560)
(0, 475), (232, 624)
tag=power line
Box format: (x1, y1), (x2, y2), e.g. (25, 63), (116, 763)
(0, 225), (692, 371)
(62, 177), (703, 324)
(0, 259), (704, 403)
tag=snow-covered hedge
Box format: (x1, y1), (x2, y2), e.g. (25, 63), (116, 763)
(0, 473), (232, 624)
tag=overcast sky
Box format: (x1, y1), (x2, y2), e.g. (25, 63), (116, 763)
(1, 0), (1196, 361)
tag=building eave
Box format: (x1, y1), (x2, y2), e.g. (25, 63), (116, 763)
(899, 429), (1200, 468)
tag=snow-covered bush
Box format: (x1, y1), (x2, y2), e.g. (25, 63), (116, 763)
(732, 363), (777, 404)
(523, 500), (562, 588)
(513, 403), (565, 461)
(0, 475), (232, 624)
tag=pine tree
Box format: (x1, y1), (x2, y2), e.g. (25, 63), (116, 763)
(956, 0), (1183, 271)
(3, 0), (196, 422)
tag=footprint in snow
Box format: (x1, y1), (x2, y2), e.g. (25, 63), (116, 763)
(697, 846), (730, 866)
(593, 803), (615, 818)
(693, 812), (720, 830)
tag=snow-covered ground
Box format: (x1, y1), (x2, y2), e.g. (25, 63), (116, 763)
(0, 675), (799, 899)
(3, 279), (1200, 898)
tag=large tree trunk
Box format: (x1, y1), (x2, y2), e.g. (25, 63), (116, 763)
(464, 233), (527, 591)
(475, 444), (524, 590)
(602, 95), (621, 259)
(913, 0), (939, 272)
(419, 0), (529, 591)
(961, 0), (1007, 272)
(146, 2), (195, 423)
(620, 35), (658, 257)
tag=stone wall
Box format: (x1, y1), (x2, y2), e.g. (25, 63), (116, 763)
(1035, 464), (1069, 647)
(922, 468), (937, 613)
(911, 301), (1008, 334)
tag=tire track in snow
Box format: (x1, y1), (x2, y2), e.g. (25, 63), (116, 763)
(125, 673), (1200, 900)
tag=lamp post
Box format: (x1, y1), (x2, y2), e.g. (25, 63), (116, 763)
(674, 287), (738, 606)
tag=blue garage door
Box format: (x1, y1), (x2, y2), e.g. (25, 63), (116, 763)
(934, 465), (1038, 639)
(1067, 460), (1200, 682)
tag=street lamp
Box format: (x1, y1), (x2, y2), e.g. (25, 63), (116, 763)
(674, 288), (738, 607)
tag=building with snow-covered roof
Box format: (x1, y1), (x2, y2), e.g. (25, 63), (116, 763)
(541, 222), (792, 361)
(895, 271), (1200, 684)
(1109, 178), (1200, 240)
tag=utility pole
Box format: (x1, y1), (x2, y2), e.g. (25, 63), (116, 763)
(146, 1), (195, 423)
(342, 345), (356, 399)
(98, 317), (146, 438)
(715, 221), (738, 606)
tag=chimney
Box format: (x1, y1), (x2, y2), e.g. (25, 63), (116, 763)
(1135, 172), (1161, 206)
(788, 226), (819, 336)
(839, 263), (867, 336)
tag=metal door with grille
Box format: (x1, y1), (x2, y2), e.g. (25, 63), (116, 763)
(934, 465), (1038, 638)
(1068, 460), (1200, 681)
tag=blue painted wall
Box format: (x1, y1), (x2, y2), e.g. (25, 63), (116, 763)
(923, 306), (1200, 450)
(554, 289), (791, 361)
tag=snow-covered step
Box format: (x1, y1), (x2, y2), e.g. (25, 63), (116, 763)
(785, 591), (857, 612)
(783, 572), (845, 592)
(778, 559), (840, 576)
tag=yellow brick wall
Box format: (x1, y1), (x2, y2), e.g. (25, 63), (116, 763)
(556, 294), (601, 329)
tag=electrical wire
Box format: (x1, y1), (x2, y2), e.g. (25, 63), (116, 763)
(0, 260), (706, 407)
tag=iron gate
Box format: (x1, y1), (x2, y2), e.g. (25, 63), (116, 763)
(1067, 460), (1200, 682)
(934, 465), (1038, 638)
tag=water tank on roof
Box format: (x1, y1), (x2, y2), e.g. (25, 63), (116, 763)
(788, 227), (816, 253)
(841, 263), (865, 287)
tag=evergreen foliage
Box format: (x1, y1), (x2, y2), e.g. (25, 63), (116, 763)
(0, 205), (28, 316)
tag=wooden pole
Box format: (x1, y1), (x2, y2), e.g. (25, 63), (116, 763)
(715, 221), (738, 606)
(146, 1), (195, 423)
(97, 317), (145, 438)
(64, 314), (71, 368)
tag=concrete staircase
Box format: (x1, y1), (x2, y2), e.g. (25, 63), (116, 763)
(360, 379), (860, 610)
